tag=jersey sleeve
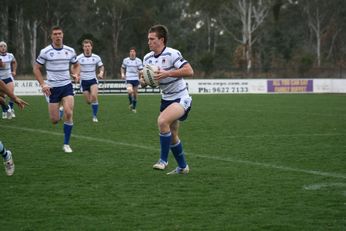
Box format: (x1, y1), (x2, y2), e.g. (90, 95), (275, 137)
(9, 53), (16, 62)
(172, 49), (188, 69)
(70, 50), (78, 64)
(121, 58), (126, 69)
(36, 50), (46, 65)
(137, 58), (143, 70)
(97, 56), (104, 67)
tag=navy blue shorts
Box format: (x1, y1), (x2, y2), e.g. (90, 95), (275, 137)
(2, 77), (13, 84)
(160, 97), (192, 121)
(81, 78), (98, 92)
(126, 80), (140, 87)
(49, 83), (74, 103)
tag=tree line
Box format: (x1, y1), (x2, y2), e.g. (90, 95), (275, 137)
(1, 0), (346, 79)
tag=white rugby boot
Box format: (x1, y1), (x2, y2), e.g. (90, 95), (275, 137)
(153, 160), (168, 170)
(6, 108), (12, 119)
(167, 165), (190, 175)
(11, 108), (15, 118)
(4, 150), (15, 176)
(63, 144), (73, 153)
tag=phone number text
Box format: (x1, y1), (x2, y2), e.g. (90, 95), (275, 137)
(198, 87), (249, 93)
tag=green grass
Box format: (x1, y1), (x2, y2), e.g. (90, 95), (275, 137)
(1, 94), (345, 230)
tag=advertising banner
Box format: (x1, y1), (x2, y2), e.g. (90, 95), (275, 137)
(186, 79), (267, 94)
(11, 79), (346, 95)
(267, 79), (313, 93)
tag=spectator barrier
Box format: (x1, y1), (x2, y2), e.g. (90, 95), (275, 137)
(13, 79), (346, 96)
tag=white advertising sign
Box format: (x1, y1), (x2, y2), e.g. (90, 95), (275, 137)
(186, 79), (267, 94)
(11, 79), (346, 95)
(314, 79), (346, 93)
(14, 80), (42, 96)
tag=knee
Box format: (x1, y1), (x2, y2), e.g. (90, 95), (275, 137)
(85, 96), (91, 104)
(64, 110), (73, 120)
(91, 95), (97, 102)
(157, 117), (170, 132)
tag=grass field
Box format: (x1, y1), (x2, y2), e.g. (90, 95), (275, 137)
(0, 93), (345, 230)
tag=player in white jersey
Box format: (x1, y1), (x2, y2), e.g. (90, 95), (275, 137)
(33, 26), (80, 153)
(121, 47), (143, 113)
(77, 39), (104, 122)
(0, 80), (28, 176)
(141, 24), (194, 175)
(0, 41), (17, 119)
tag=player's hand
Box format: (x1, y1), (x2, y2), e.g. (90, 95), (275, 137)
(11, 71), (16, 77)
(139, 76), (147, 88)
(71, 73), (80, 82)
(154, 68), (166, 81)
(97, 71), (104, 79)
(13, 97), (29, 110)
(41, 83), (51, 96)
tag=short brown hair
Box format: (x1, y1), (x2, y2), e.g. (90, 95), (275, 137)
(83, 39), (93, 46)
(148, 24), (168, 45)
(50, 25), (63, 34)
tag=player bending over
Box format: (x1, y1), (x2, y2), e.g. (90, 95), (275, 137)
(0, 79), (28, 175)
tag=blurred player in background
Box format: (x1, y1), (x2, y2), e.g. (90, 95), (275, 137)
(121, 47), (143, 113)
(0, 41), (17, 119)
(77, 39), (104, 122)
(141, 24), (194, 175)
(0, 80), (28, 176)
(33, 26), (80, 153)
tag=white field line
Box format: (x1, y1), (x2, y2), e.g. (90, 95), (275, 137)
(195, 154), (346, 180)
(303, 182), (346, 190)
(225, 133), (345, 139)
(1, 124), (346, 180)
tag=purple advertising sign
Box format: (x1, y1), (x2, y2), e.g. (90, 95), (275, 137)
(267, 79), (313, 93)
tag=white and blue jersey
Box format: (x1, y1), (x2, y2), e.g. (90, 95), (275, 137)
(36, 44), (78, 88)
(121, 57), (143, 81)
(77, 53), (103, 81)
(143, 47), (189, 101)
(0, 52), (15, 81)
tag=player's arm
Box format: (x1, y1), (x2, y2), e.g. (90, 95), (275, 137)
(11, 59), (17, 77)
(139, 70), (147, 88)
(33, 62), (51, 96)
(120, 67), (125, 79)
(97, 66), (104, 79)
(0, 80), (28, 109)
(0, 80), (17, 99)
(156, 63), (194, 80)
(70, 62), (80, 82)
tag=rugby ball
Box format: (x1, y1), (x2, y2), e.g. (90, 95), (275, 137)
(143, 64), (159, 87)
